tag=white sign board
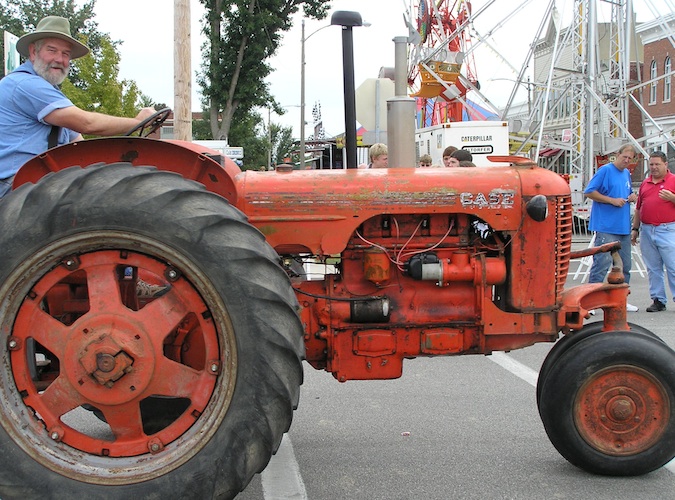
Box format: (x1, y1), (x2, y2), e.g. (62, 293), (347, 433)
(4, 31), (19, 75)
(223, 147), (244, 159)
(192, 141), (244, 159)
(356, 78), (395, 132)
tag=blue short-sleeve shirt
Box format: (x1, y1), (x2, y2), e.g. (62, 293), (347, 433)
(584, 162), (633, 235)
(0, 61), (78, 179)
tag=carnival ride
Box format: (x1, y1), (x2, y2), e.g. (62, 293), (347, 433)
(404, 0), (675, 216)
(405, 0), (487, 127)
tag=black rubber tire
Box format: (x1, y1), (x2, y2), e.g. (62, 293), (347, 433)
(0, 163), (304, 499)
(539, 331), (675, 476)
(536, 322), (661, 412)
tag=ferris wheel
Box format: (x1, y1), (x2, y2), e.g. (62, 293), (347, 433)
(405, 0), (481, 126)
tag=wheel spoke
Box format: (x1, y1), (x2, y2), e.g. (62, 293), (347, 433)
(85, 263), (122, 313)
(27, 376), (85, 422)
(16, 301), (70, 358)
(149, 358), (210, 402)
(101, 402), (146, 441)
(136, 293), (190, 345)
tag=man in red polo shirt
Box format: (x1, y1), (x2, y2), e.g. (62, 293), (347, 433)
(631, 151), (675, 312)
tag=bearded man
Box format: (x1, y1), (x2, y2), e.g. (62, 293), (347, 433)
(0, 16), (155, 198)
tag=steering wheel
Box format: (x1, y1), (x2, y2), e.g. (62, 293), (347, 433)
(124, 107), (172, 137)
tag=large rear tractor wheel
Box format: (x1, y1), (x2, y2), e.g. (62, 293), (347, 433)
(0, 164), (304, 498)
(539, 331), (675, 475)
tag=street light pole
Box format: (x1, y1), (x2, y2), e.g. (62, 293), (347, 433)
(300, 21), (333, 169)
(300, 19), (306, 169)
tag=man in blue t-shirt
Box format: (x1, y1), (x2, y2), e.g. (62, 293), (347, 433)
(0, 16), (156, 198)
(584, 143), (639, 311)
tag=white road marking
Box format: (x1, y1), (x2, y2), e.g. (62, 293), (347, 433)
(488, 351), (539, 387)
(261, 433), (308, 500)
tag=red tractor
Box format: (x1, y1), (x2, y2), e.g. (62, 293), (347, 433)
(0, 112), (673, 498)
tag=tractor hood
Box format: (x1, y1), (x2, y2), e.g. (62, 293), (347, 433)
(235, 165), (569, 255)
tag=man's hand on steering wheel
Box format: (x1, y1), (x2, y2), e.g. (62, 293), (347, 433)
(124, 107), (172, 137)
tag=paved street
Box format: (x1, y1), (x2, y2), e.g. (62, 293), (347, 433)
(238, 239), (675, 499)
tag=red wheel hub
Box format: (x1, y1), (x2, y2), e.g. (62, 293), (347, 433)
(9, 250), (221, 457)
(575, 365), (670, 456)
(66, 316), (155, 405)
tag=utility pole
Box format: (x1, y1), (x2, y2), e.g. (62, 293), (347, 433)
(174, 0), (192, 141)
(300, 19), (306, 168)
(268, 107), (272, 170)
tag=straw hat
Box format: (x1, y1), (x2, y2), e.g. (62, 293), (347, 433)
(16, 16), (90, 59)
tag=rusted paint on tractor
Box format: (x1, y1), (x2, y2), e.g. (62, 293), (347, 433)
(14, 137), (240, 205)
(574, 365), (669, 455)
(235, 165), (565, 256)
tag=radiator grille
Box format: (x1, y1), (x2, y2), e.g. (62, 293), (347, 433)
(555, 195), (573, 298)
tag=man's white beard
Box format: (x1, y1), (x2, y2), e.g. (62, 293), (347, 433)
(33, 56), (69, 86)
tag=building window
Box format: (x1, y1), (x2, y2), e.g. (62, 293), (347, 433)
(650, 60), (658, 104)
(665, 57), (672, 103)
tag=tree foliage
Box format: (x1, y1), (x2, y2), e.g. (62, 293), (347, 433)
(271, 122), (295, 164)
(200, 111), (296, 171)
(198, 0), (331, 142)
(61, 34), (144, 118)
(0, 0), (98, 87)
(228, 110), (270, 170)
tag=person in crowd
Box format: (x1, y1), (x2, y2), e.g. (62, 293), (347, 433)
(584, 143), (639, 311)
(418, 154), (433, 167)
(459, 160), (476, 168)
(631, 150), (675, 312)
(447, 149), (473, 168)
(368, 143), (388, 169)
(442, 146), (458, 167)
(0, 16), (156, 199)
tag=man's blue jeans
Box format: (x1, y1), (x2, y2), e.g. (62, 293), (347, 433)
(588, 232), (632, 284)
(640, 222), (675, 304)
(0, 176), (13, 199)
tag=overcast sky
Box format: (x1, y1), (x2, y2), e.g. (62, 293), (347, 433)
(94, 0), (669, 140)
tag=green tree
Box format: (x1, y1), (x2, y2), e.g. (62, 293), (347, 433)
(61, 34), (144, 118)
(0, 0), (98, 87)
(192, 116), (213, 141)
(270, 122), (295, 165)
(198, 0), (331, 142)
(193, 113), (295, 169)
(228, 110), (269, 170)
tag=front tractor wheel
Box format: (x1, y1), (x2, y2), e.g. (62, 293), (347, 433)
(539, 331), (675, 476)
(536, 322), (661, 413)
(0, 164), (304, 498)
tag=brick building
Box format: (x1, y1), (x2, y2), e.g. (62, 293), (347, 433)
(637, 14), (675, 170)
